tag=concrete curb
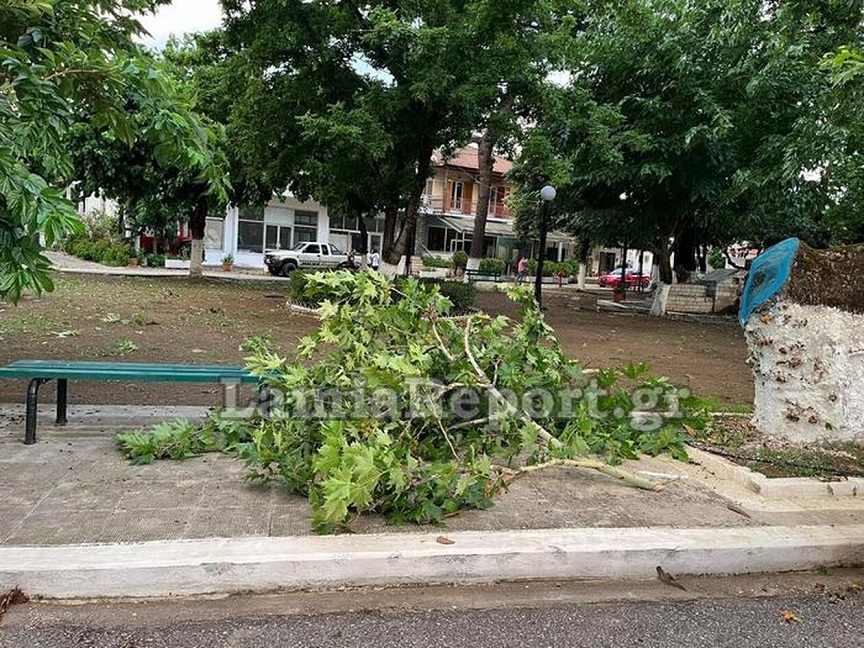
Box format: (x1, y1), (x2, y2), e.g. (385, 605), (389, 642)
(2, 525), (862, 600)
(687, 446), (863, 498)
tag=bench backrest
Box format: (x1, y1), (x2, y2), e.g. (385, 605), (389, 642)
(0, 360), (259, 383)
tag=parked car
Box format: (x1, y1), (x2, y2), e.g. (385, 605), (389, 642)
(597, 268), (651, 289)
(264, 241), (353, 276)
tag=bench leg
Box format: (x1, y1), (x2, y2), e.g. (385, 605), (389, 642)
(221, 381), (239, 409)
(25, 378), (48, 445)
(56, 379), (68, 426)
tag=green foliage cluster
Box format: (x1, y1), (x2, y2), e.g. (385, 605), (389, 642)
(116, 410), (253, 465)
(523, 259), (576, 277)
(142, 253), (165, 268)
(1, 0), (227, 301)
(413, 278), (476, 315)
(421, 256), (452, 269)
(234, 273), (705, 533)
(64, 235), (132, 267)
(478, 257), (506, 274)
(289, 270), (477, 314)
(707, 248), (726, 270)
(286, 270), (322, 308)
(452, 250), (469, 270)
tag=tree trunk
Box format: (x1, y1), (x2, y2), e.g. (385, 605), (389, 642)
(468, 130), (496, 272)
(188, 195), (207, 277)
(651, 236), (673, 316)
(576, 239), (590, 290)
(381, 142), (434, 278)
(382, 204), (398, 253)
(673, 223), (697, 280)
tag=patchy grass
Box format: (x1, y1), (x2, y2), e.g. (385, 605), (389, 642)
(695, 416), (864, 479)
(1, 274), (755, 409)
(701, 397), (753, 415)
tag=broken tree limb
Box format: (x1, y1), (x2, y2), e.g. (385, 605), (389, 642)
(503, 459), (665, 492)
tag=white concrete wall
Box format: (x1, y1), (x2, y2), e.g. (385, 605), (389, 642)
(745, 301), (864, 443)
(221, 196), (331, 269)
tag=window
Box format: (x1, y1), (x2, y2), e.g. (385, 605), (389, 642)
(237, 204), (266, 252)
(294, 210), (318, 226)
(294, 228), (317, 245)
(427, 226), (447, 252)
(237, 221), (264, 253)
(265, 225), (292, 250)
(239, 205), (265, 221)
(329, 213), (348, 230)
(448, 181), (463, 211)
(304, 244), (320, 254)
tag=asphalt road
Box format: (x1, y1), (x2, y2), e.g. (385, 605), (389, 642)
(3, 576), (862, 648)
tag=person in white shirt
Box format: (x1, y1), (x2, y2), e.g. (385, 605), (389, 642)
(369, 250), (380, 272)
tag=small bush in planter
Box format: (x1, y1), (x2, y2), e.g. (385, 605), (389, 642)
(452, 250), (468, 270)
(478, 257), (505, 274)
(421, 256), (451, 269)
(222, 254), (234, 271)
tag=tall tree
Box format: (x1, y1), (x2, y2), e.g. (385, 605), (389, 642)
(0, 0), (225, 299)
(511, 0), (864, 313)
(218, 0), (571, 277)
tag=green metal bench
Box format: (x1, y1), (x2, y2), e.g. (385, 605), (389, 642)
(0, 360), (258, 445)
(464, 269), (503, 283)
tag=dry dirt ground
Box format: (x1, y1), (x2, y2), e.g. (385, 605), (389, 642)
(0, 275), (753, 408)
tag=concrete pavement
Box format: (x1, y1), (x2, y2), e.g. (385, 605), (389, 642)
(44, 250), (280, 283)
(0, 406), (862, 599)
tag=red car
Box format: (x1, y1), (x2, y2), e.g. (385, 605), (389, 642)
(597, 268), (651, 289)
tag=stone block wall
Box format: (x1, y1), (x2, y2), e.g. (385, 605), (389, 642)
(665, 284), (714, 313)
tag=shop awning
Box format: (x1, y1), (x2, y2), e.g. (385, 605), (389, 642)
(431, 215), (573, 244)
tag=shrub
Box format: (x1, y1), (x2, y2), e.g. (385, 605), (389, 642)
(415, 278), (476, 314)
(88, 239), (110, 262)
(421, 256), (451, 269)
(101, 244), (132, 267)
(286, 270), (319, 307)
(478, 257), (505, 274)
(144, 253), (165, 268)
(547, 261), (575, 277)
(452, 250), (468, 269)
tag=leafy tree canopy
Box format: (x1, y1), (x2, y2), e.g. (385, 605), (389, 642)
(1, 0), (227, 300)
(510, 0), (864, 280)
(216, 0), (576, 269)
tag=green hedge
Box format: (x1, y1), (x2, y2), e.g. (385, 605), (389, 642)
(288, 271), (476, 314)
(478, 257), (505, 274)
(421, 256), (452, 269)
(286, 270), (320, 307)
(64, 235), (131, 266)
(414, 278), (476, 314)
(523, 258), (575, 277)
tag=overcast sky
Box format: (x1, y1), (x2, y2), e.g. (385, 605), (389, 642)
(136, 0), (224, 49)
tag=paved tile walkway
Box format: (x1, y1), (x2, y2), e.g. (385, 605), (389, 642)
(0, 406), (761, 546)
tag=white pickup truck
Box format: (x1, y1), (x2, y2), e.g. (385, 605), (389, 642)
(264, 241), (353, 276)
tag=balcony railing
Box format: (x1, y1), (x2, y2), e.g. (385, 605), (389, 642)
(421, 195), (510, 219)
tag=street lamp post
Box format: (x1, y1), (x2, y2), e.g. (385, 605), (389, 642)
(534, 184), (557, 308)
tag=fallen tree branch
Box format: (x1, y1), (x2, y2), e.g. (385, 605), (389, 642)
(502, 459), (665, 492)
(461, 317), (563, 449)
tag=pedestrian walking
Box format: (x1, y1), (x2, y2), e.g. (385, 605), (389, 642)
(515, 256), (527, 283)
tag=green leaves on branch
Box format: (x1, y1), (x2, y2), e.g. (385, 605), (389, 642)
(239, 273), (707, 532)
(1, 0), (227, 302)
